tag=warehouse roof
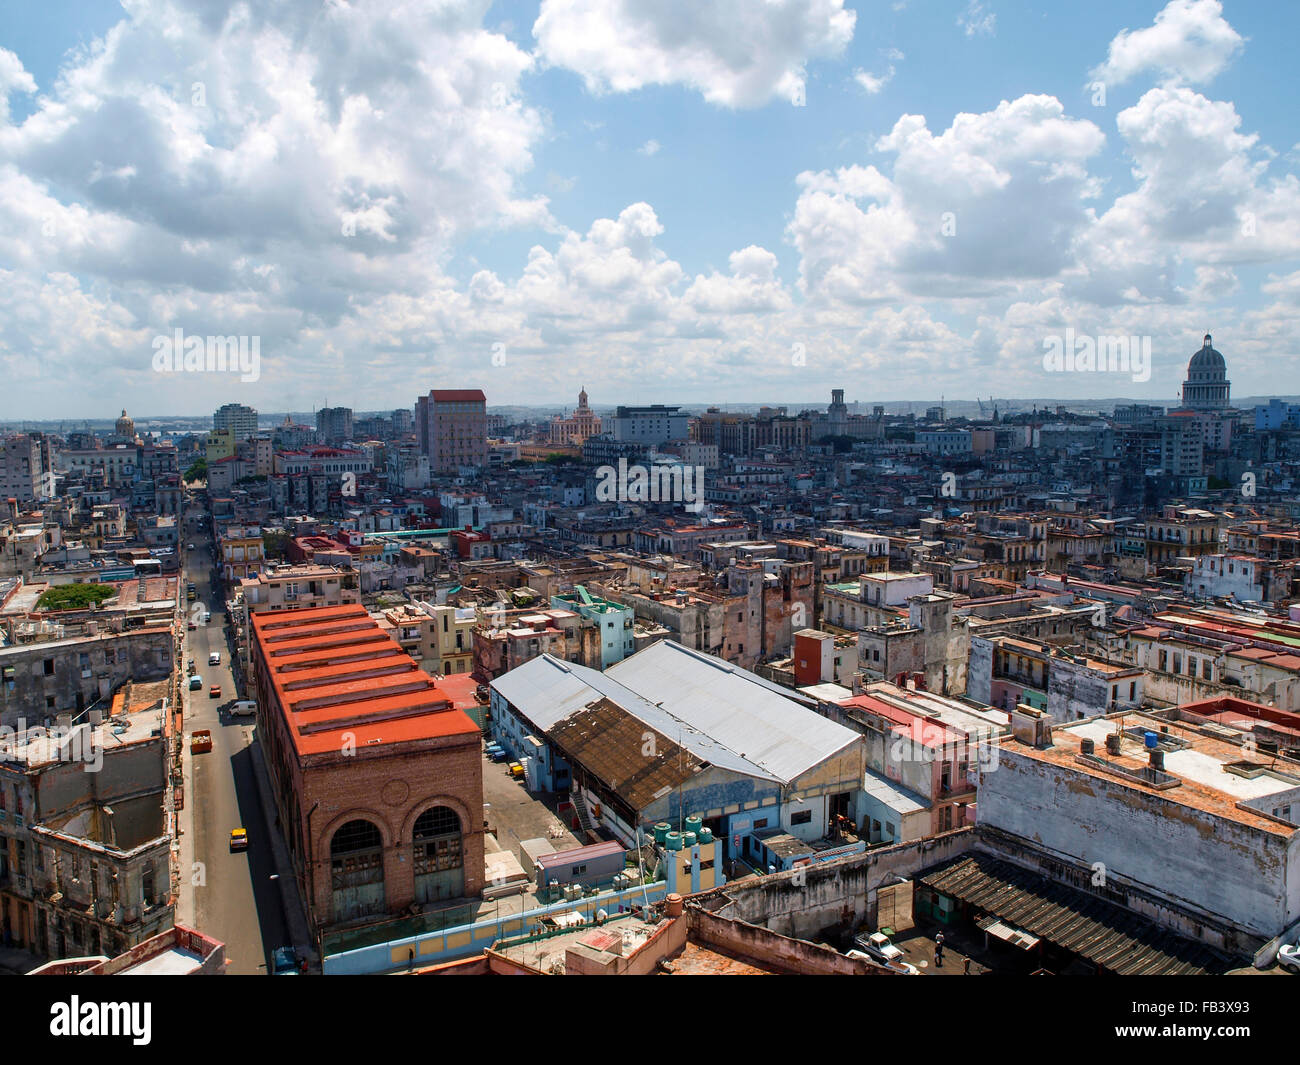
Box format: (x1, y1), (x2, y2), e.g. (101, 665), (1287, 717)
(607, 641), (860, 783)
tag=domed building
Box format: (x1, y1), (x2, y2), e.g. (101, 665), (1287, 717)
(1181, 334), (1231, 411)
(548, 387), (602, 446)
(113, 408), (138, 443)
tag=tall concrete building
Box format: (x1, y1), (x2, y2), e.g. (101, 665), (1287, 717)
(316, 406), (354, 445)
(0, 433), (49, 502)
(213, 402), (259, 440)
(611, 404), (688, 445)
(416, 389), (487, 474)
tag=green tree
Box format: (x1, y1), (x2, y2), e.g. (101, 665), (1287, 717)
(37, 583), (116, 610)
(183, 457), (207, 483)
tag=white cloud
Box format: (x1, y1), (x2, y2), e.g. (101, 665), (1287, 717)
(638, 138), (661, 156)
(957, 1), (996, 38)
(853, 67), (895, 95)
(1091, 0), (1243, 88)
(788, 95), (1106, 304)
(532, 0), (856, 107)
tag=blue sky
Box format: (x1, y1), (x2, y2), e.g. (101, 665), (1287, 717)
(2, 0), (1298, 418)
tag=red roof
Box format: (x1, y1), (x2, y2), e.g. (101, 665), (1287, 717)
(251, 604), (478, 758)
(838, 694), (962, 748)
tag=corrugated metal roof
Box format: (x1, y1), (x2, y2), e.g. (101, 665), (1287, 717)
(606, 641), (860, 783)
(919, 853), (1235, 976)
(491, 655), (774, 781)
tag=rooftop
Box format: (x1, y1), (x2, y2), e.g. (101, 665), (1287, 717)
(250, 604), (478, 758)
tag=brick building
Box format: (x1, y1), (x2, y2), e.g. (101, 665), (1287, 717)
(250, 604), (484, 941)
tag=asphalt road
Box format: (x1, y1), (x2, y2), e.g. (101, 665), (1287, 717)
(180, 503), (286, 974)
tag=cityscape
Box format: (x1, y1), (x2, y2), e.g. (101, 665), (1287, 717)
(1, 0), (1298, 1032)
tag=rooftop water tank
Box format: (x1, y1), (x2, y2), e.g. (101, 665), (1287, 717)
(698, 827), (714, 844)
(665, 831), (683, 851)
(685, 815), (703, 837)
(1143, 730), (1159, 749)
(654, 822), (671, 845)
(683, 831), (697, 848)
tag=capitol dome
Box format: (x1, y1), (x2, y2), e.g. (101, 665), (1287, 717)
(1181, 333), (1230, 411)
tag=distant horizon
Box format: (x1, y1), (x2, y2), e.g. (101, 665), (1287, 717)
(8, 393), (1300, 432)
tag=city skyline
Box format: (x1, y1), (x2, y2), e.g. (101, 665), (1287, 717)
(3, 1), (1299, 417)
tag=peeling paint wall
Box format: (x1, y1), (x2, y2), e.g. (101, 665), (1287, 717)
(977, 749), (1299, 938)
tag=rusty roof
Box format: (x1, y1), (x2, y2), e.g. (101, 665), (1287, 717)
(546, 698), (706, 811)
(920, 853), (1236, 975)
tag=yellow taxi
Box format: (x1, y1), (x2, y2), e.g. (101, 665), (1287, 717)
(230, 828), (248, 852)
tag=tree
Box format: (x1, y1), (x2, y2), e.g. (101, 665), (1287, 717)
(262, 530), (290, 560)
(37, 583), (116, 610)
(183, 457), (207, 483)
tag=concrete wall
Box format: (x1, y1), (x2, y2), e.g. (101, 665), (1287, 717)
(977, 749), (1300, 939)
(695, 829), (975, 941)
(967, 637), (993, 705)
(0, 630), (173, 729)
(685, 907), (895, 974)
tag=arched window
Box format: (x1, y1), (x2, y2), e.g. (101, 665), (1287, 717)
(413, 806), (463, 904)
(330, 819), (385, 921)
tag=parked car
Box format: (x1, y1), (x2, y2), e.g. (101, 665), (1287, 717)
(847, 942), (919, 974)
(209, 651), (221, 665)
(272, 946), (299, 976)
(209, 684), (221, 699)
(189, 675), (203, 690)
(230, 700), (257, 718)
(230, 828), (248, 852)
(488, 748), (508, 762)
(508, 761), (525, 780)
(854, 931), (907, 966)
(1279, 943), (1300, 973)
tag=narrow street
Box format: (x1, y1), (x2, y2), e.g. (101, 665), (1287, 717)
(176, 499), (287, 974)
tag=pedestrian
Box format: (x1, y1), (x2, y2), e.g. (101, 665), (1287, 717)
(935, 930), (944, 967)
(963, 956), (971, 975)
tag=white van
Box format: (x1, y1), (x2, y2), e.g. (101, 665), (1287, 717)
(208, 651), (221, 666)
(230, 700), (257, 718)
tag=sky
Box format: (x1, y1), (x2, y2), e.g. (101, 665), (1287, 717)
(1, 0), (1299, 419)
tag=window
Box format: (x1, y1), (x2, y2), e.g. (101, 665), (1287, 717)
(43, 659), (54, 676)
(790, 810), (812, 826)
(753, 817), (769, 830)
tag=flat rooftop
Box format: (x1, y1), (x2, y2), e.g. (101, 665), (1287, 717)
(119, 945), (204, 976)
(1011, 713), (1300, 836)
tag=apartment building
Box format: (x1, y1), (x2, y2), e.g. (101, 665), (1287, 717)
(0, 680), (174, 959)
(830, 682), (1009, 843)
(416, 389), (487, 474)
